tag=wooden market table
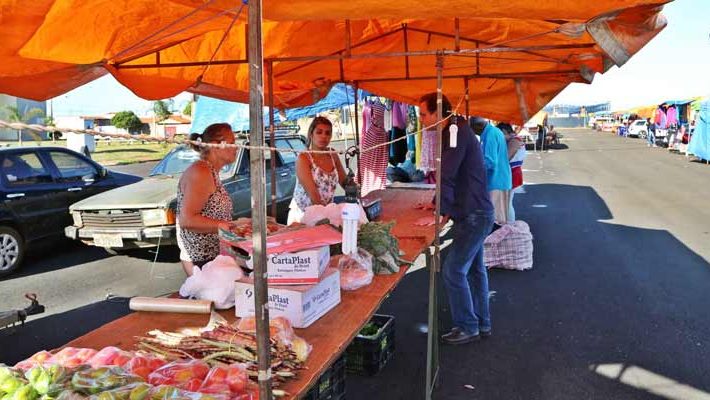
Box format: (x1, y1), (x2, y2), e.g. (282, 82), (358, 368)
(65, 188), (436, 399)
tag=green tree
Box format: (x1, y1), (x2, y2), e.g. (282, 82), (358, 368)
(153, 99), (173, 122)
(111, 111), (143, 134)
(43, 115), (59, 141)
(3, 105), (45, 145)
(182, 102), (192, 116)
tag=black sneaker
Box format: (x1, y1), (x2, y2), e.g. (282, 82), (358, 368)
(441, 328), (480, 345)
(480, 329), (492, 338)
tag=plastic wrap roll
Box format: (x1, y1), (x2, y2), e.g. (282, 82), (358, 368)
(129, 297), (213, 314)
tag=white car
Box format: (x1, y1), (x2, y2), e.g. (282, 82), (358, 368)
(627, 119), (648, 138)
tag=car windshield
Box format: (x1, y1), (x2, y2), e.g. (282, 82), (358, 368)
(150, 146), (234, 178)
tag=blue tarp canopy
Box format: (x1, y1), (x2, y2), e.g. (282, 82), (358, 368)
(191, 83), (366, 133)
(688, 100), (710, 160)
(662, 99), (695, 106)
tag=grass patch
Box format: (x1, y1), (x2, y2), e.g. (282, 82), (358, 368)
(0, 139), (176, 165)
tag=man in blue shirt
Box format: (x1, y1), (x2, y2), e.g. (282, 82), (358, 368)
(471, 117), (513, 226)
(418, 93), (495, 345)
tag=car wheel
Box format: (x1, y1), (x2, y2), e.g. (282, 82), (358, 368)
(639, 131), (647, 139)
(0, 227), (24, 276)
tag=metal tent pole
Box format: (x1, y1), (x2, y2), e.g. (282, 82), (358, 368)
(426, 52), (444, 400)
(354, 81), (361, 190)
(267, 61), (277, 219)
(247, 0), (272, 399)
(464, 77), (470, 118)
(515, 79), (531, 151)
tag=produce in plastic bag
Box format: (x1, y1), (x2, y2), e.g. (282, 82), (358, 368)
(24, 365), (76, 396)
(87, 382), (152, 400)
(148, 385), (228, 400)
(14, 352), (53, 371)
(4, 383), (38, 400)
(329, 249), (374, 291)
(198, 364), (248, 396)
(49, 349), (98, 369)
(147, 361), (209, 392)
(121, 356), (166, 381)
(88, 348), (133, 369)
(54, 389), (87, 400)
(0, 366), (26, 397)
(70, 367), (143, 395)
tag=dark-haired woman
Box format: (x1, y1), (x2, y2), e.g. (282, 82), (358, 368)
(287, 117), (348, 225)
(177, 123), (236, 274)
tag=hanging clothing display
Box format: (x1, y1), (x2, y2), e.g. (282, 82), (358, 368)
(420, 128), (438, 175)
(360, 100), (389, 196)
(666, 105), (678, 127)
(654, 107), (664, 127)
(389, 101), (409, 165)
(688, 101), (710, 161)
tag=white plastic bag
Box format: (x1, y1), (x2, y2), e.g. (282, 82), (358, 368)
(301, 203), (368, 228)
(179, 255), (244, 309)
(329, 249), (374, 291)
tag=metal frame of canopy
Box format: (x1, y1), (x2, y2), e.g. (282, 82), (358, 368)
(108, 8), (614, 400)
(228, 8), (579, 400)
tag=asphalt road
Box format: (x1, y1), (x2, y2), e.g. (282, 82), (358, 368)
(3, 130), (710, 399)
(349, 129), (710, 399)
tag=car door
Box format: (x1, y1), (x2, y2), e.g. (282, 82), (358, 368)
(224, 144), (278, 219)
(41, 149), (105, 228)
(275, 138), (304, 202)
(0, 151), (64, 241)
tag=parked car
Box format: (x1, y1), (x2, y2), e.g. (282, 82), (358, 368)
(627, 119), (648, 138)
(66, 132), (306, 251)
(0, 147), (141, 275)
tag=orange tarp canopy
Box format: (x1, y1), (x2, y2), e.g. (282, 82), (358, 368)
(0, 0), (670, 123)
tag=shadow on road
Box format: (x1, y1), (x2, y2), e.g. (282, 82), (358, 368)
(3, 184), (709, 399)
(0, 298), (131, 364)
(120, 245), (182, 264)
(525, 143), (570, 151)
(0, 239), (110, 282)
(351, 183), (710, 400)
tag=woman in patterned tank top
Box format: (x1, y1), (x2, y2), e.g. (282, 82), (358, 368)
(177, 123), (236, 274)
(288, 117), (349, 225)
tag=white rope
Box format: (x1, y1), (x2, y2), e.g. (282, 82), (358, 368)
(0, 95), (465, 156)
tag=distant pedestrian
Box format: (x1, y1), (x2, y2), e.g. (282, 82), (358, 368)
(498, 123), (526, 222)
(647, 118), (657, 147)
(472, 117), (512, 227)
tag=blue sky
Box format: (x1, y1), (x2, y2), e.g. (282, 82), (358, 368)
(551, 0), (710, 109)
(52, 0), (708, 116)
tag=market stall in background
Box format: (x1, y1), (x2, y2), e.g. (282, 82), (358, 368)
(0, 0), (673, 399)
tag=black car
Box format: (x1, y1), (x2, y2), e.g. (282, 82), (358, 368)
(0, 147), (141, 275)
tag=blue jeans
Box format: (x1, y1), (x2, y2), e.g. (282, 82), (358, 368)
(647, 131), (656, 146)
(442, 211), (495, 335)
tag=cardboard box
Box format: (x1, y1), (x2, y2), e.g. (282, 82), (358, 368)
(235, 268), (341, 328)
(245, 245), (330, 285)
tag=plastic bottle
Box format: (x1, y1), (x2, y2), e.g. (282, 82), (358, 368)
(341, 203), (360, 255)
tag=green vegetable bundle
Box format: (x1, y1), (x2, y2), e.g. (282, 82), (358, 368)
(357, 222), (410, 274)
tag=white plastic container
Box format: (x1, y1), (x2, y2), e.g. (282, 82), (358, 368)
(341, 203), (360, 255)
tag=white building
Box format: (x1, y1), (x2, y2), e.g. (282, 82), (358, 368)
(140, 115), (192, 138)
